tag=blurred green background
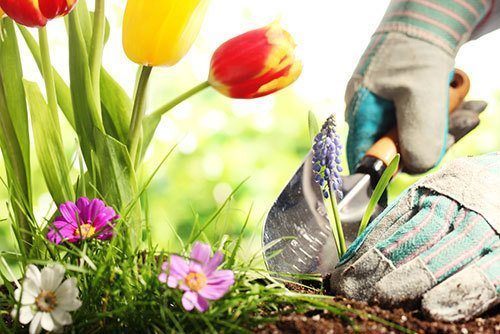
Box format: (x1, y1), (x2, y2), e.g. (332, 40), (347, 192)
(1, 1), (500, 260)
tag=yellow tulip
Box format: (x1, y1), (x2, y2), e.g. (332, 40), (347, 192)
(123, 0), (210, 67)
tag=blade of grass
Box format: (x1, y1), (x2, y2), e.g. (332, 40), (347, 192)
(228, 204), (252, 267)
(188, 178), (249, 243)
(358, 154), (400, 235)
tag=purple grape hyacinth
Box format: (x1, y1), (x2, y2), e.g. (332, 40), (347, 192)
(312, 114), (344, 199)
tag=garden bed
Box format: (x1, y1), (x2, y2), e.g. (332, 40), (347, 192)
(256, 296), (499, 334)
(3, 279), (499, 333)
(255, 283), (499, 334)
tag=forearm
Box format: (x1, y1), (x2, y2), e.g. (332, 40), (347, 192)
(471, 0), (500, 39)
(376, 0), (494, 55)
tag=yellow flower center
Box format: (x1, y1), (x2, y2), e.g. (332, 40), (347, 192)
(185, 272), (207, 292)
(35, 290), (58, 312)
(74, 223), (96, 239)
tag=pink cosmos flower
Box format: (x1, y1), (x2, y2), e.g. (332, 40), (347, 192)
(47, 197), (119, 244)
(159, 242), (235, 312)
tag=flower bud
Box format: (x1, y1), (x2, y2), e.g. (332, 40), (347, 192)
(0, 0), (77, 27)
(123, 0), (210, 67)
(208, 22), (302, 99)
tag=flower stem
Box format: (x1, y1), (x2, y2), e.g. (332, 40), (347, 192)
(328, 183), (346, 257)
(150, 81), (210, 120)
(89, 0), (106, 104)
(128, 66), (153, 165)
(140, 81), (210, 159)
(38, 27), (59, 118)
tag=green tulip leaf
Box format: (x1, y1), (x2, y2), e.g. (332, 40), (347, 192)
(24, 81), (75, 205)
(0, 18), (34, 249)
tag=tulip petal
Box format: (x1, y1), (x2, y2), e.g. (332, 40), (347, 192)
(0, 0), (47, 27)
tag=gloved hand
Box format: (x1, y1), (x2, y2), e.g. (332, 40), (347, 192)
(324, 153), (500, 322)
(346, 0), (493, 173)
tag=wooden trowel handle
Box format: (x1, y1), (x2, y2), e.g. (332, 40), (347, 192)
(364, 69), (470, 167)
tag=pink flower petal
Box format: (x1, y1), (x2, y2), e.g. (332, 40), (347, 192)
(204, 251), (224, 274)
(206, 270), (235, 286)
(76, 197), (90, 212)
(198, 285), (230, 300)
(181, 291), (209, 312)
(59, 202), (80, 225)
(181, 291), (197, 311)
(199, 269), (234, 300)
(188, 262), (203, 274)
(167, 275), (180, 288)
(161, 261), (169, 271)
(52, 219), (77, 229)
(190, 242), (211, 264)
(194, 294), (209, 312)
(47, 224), (78, 244)
(158, 273), (167, 283)
(169, 255), (189, 277)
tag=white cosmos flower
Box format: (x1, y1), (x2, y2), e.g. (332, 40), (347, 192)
(11, 264), (82, 334)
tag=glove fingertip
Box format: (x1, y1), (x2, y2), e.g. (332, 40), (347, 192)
(421, 266), (497, 322)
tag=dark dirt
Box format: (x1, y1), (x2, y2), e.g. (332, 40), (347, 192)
(3, 281), (499, 333)
(255, 284), (500, 334)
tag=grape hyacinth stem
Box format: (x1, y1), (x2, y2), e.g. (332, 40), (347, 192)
(312, 114), (346, 257)
(328, 182), (346, 256)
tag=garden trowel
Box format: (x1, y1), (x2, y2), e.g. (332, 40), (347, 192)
(263, 70), (487, 279)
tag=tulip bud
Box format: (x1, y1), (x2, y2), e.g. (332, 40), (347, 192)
(0, 0), (77, 27)
(208, 22), (302, 99)
(123, 0), (210, 67)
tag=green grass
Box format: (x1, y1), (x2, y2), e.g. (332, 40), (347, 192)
(0, 184), (415, 333)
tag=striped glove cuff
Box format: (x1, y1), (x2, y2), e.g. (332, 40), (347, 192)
(377, 0), (494, 55)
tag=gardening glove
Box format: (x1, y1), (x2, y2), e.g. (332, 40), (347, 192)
(324, 153), (500, 322)
(346, 0), (494, 174)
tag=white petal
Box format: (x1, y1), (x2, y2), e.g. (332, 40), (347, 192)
(51, 309), (72, 326)
(41, 264), (65, 291)
(14, 288), (21, 302)
(55, 278), (77, 299)
(56, 278), (81, 311)
(21, 280), (40, 303)
(41, 312), (55, 332)
(10, 306), (18, 320)
(58, 298), (82, 312)
(29, 312), (42, 334)
(19, 306), (35, 324)
(25, 265), (42, 287)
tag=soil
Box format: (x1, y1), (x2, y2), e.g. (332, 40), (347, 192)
(3, 281), (499, 333)
(255, 284), (500, 334)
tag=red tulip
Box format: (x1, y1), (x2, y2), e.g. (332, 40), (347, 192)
(208, 22), (302, 99)
(0, 0), (77, 27)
